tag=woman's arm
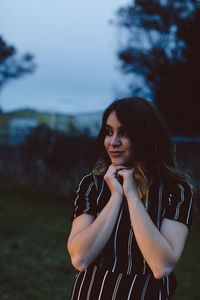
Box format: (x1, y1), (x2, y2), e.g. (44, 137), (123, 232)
(118, 168), (189, 279)
(67, 165), (124, 272)
(67, 194), (122, 272)
(126, 194), (188, 279)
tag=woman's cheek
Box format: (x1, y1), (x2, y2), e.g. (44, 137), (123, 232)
(104, 137), (109, 152)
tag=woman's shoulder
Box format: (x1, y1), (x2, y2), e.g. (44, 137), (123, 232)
(163, 176), (192, 195)
(91, 172), (105, 191)
(160, 177), (193, 229)
(161, 177), (193, 209)
(78, 171), (104, 192)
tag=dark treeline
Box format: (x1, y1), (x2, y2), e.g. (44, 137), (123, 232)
(0, 124), (98, 202)
(23, 124), (97, 175)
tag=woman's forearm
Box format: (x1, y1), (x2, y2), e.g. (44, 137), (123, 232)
(68, 194), (122, 271)
(126, 193), (176, 279)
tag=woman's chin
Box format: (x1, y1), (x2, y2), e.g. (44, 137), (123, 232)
(111, 159), (127, 166)
(111, 158), (133, 167)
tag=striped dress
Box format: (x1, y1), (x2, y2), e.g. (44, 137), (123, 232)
(69, 172), (193, 300)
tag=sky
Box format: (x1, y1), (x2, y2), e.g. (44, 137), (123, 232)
(1, 0), (131, 114)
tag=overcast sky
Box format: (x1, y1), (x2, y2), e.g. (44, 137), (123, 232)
(1, 0), (131, 114)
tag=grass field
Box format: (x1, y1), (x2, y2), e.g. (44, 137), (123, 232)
(0, 188), (199, 300)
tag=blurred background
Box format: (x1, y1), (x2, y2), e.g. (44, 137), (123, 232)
(0, 0), (199, 299)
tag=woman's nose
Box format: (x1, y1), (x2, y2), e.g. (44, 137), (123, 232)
(110, 134), (121, 146)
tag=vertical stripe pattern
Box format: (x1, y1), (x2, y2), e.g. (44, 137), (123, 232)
(112, 273), (123, 300)
(174, 184), (185, 220)
(97, 180), (105, 205)
(70, 174), (193, 299)
(157, 183), (163, 229)
(127, 229), (133, 274)
(84, 182), (95, 213)
(112, 208), (123, 272)
(141, 274), (151, 300)
(98, 271), (109, 300)
(77, 270), (87, 300)
(112, 207), (123, 272)
(186, 194), (193, 225)
(127, 274), (137, 300)
(86, 266), (97, 300)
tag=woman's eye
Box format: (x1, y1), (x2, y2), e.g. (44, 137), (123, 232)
(108, 131), (113, 136)
(120, 130), (129, 137)
(105, 129), (113, 136)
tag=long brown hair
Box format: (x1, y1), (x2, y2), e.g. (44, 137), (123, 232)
(93, 97), (191, 202)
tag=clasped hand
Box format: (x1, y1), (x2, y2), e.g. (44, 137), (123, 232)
(104, 164), (137, 198)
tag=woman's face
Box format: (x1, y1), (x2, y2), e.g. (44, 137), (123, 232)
(104, 110), (133, 166)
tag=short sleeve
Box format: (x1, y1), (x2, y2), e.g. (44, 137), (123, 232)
(71, 173), (98, 222)
(163, 181), (193, 230)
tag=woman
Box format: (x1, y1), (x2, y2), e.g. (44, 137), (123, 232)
(67, 97), (193, 299)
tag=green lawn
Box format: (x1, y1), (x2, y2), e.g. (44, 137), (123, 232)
(0, 189), (199, 300)
(0, 189), (76, 300)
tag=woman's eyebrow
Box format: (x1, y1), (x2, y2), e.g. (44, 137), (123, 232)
(105, 124), (123, 130)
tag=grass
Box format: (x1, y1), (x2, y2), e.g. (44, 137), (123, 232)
(0, 188), (76, 300)
(0, 188), (199, 300)
(174, 216), (200, 300)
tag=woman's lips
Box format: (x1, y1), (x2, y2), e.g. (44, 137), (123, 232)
(109, 151), (124, 157)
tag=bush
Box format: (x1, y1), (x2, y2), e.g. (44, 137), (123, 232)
(0, 125), (99, 201)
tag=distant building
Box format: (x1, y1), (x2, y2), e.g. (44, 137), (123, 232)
(0, 109), (103, 145)
(73, 112), (102, 136)
(9, 117), (39, 130)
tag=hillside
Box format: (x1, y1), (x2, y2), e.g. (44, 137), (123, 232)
(0, 109), (102, 135)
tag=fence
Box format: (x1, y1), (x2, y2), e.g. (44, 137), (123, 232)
(1, 129), (200, 145)
(0, 130), (199, 209)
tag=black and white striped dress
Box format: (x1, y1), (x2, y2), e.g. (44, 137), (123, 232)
(69, 172), (193, 300)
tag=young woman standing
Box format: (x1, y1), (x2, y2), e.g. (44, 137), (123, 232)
(67, 97), (193, 299)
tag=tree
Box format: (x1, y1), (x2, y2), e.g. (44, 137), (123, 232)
(115, 0), (200, 135)
(0, 36), (36, 93)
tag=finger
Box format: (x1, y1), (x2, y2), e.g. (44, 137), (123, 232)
(108, 165), (126, 175)
(114, 166), (131, 173)
(121, 167), (134, 171)
(117, 169), (134, 178)
(117, 168), (133, 174)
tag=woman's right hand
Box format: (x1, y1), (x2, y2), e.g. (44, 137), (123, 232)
(104, 164), (124, 197)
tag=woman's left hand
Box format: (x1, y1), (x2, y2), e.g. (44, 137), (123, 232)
(117, 168), (138, 199)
